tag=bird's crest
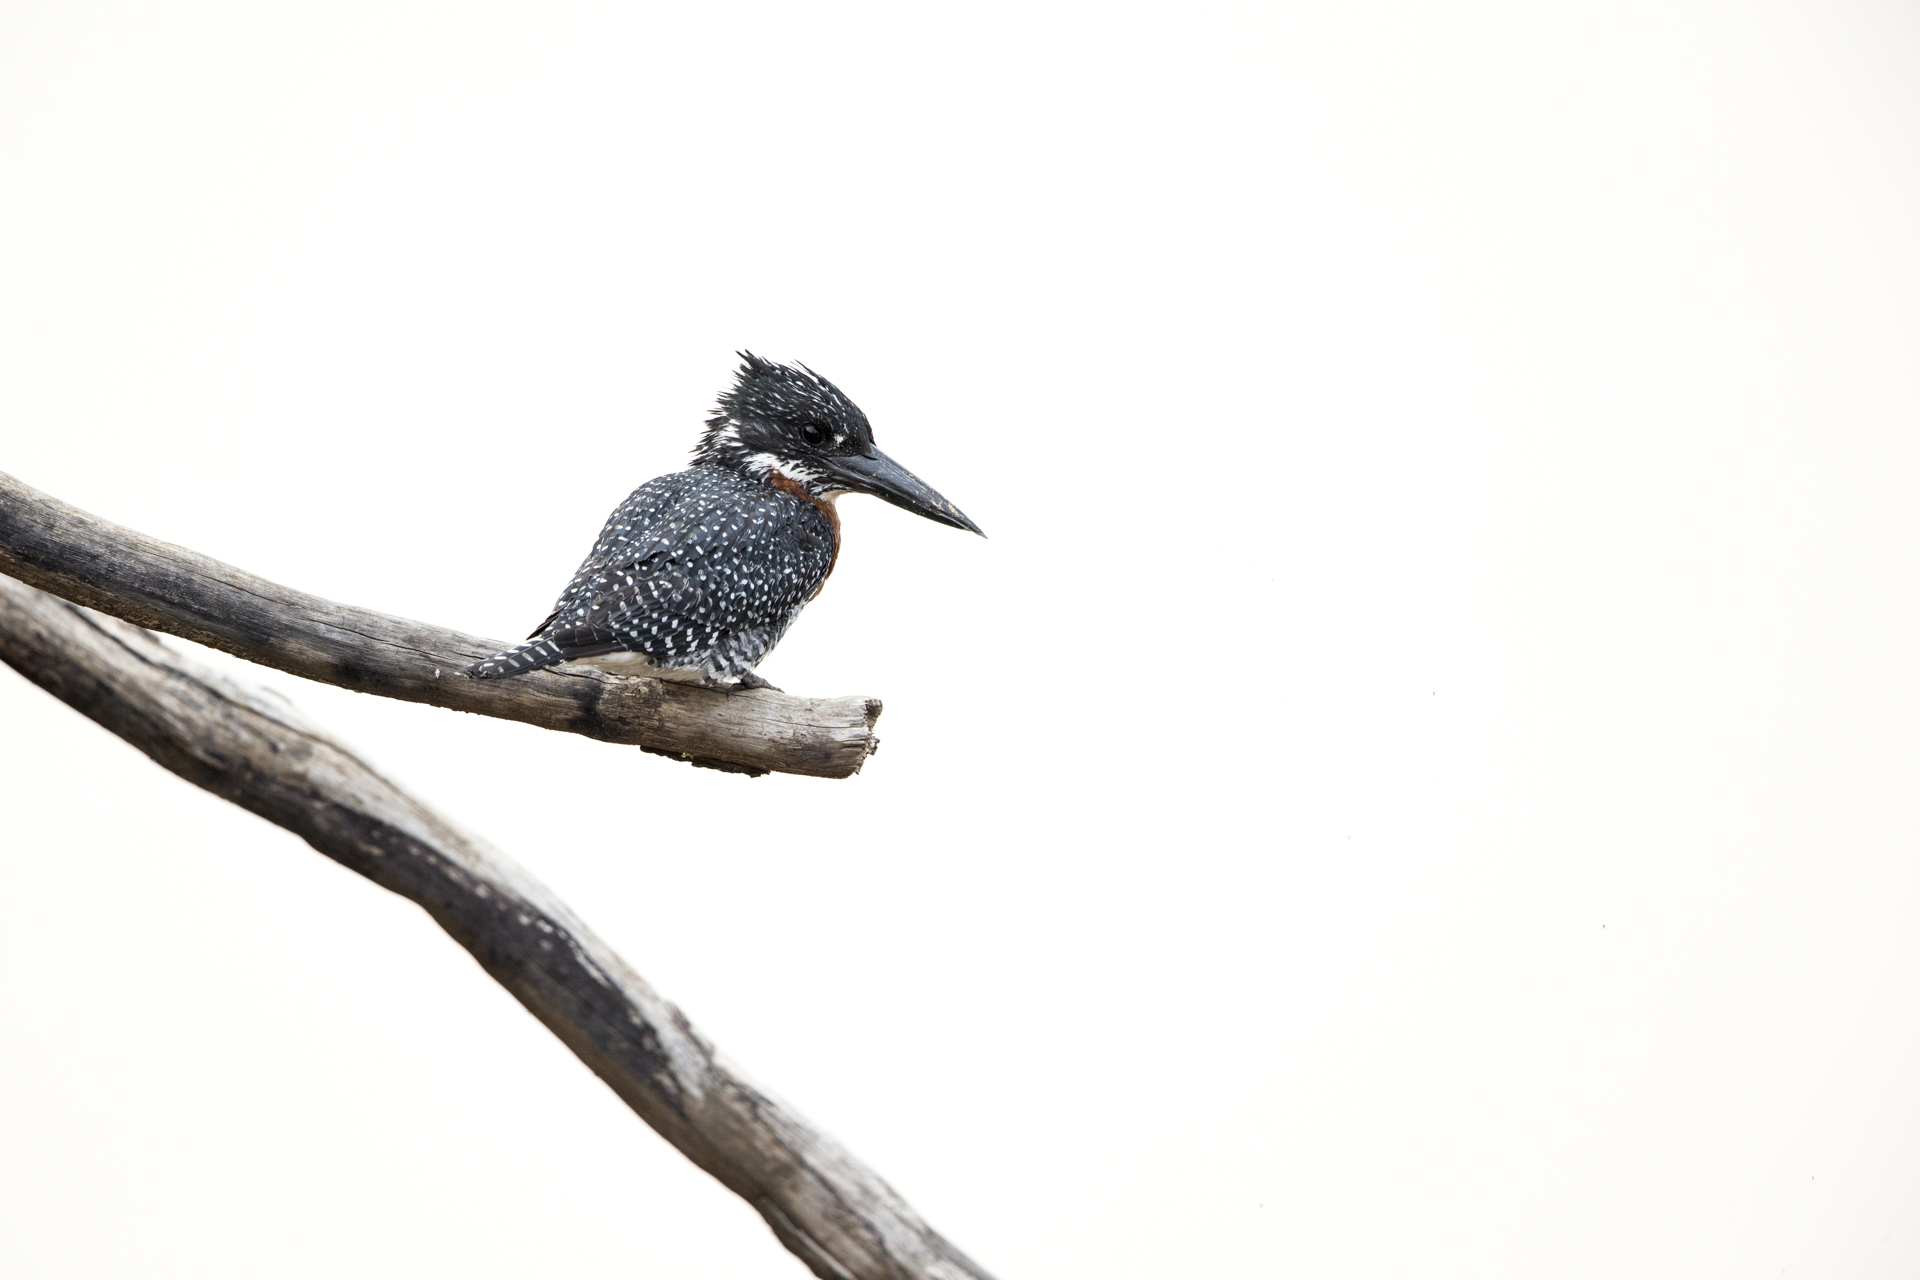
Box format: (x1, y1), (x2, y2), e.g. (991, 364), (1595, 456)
(694, 352), (872, 466)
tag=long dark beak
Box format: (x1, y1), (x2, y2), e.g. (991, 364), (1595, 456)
(825, 447), (985, 536)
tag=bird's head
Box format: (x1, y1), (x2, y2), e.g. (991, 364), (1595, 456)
(694, 352), (983, 535)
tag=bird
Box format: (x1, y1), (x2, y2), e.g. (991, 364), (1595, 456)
(463, 353), (982, 691)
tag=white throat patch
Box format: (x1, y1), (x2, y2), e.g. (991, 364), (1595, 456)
(744, 451), (839, 495)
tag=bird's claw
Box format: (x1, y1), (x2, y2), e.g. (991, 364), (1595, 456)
(730, 672), (781, 694)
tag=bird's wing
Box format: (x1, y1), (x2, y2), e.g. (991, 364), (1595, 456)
(541, 526), (708, 656)
(528, 473), (701, 648)
(532, 470), (833, 666)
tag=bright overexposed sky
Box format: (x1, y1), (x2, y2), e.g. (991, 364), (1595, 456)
(1, 2), (1917, 1276)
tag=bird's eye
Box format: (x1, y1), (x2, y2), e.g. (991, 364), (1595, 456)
(801, 423), (825, 445)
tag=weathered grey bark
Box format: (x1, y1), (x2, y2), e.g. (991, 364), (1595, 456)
(0, 575), (993, 1280)
(0, 471), (879, 779)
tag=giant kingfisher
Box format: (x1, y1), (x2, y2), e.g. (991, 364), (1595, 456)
(465, 354), (981, 690)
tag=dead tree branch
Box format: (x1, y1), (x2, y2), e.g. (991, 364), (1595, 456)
(0, 471), (879, 779)
(0, 575), (993, 1280)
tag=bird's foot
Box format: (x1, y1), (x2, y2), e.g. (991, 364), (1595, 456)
(730, 671), (782, 694)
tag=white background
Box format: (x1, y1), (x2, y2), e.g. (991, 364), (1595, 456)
(1, 2), (1916, 1276)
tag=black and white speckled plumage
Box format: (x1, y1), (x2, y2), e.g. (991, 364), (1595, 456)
(466, 466), (835, 683)
(465, 354), (980, 688)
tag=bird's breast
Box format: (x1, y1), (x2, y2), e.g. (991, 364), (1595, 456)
(764, 470), (841, 598)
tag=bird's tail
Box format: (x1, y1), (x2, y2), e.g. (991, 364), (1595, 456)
(462, 638), (571, 680)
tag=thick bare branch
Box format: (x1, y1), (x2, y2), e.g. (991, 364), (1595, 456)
(0, 471), (879, 778)
(0, 575), (993, 1280)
